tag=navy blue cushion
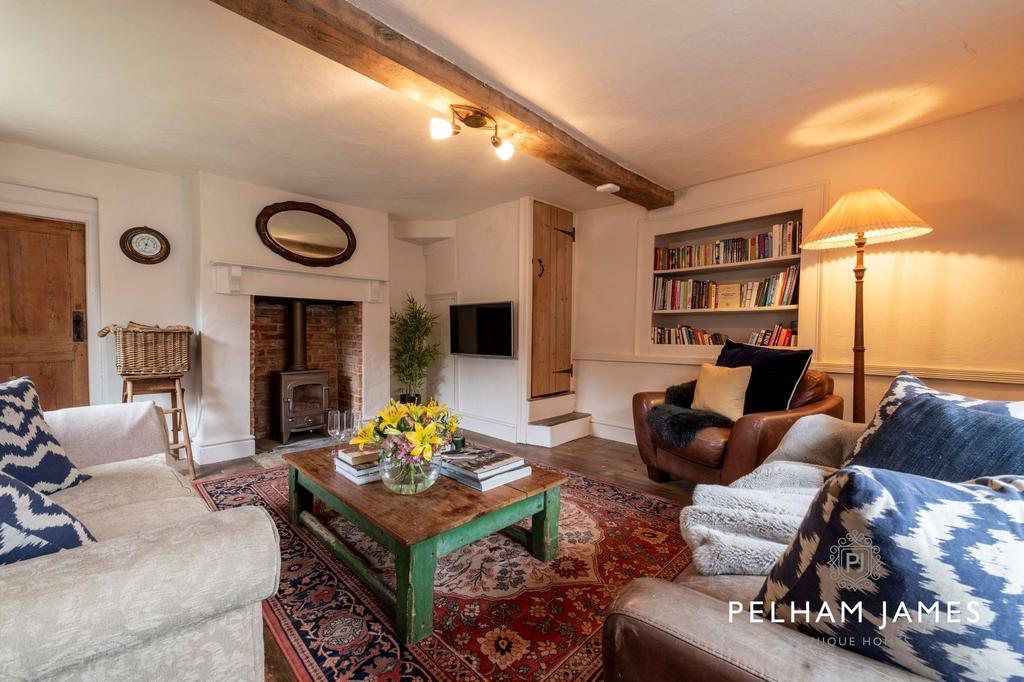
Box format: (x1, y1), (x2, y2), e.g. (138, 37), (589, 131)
(846, 371), (1024, 467)
(0, 377), (90, 493)
(715, 340), (812, 413)
(0, 471), (95, 565)
(758, 467), (1024, 680)
(849, 392), (1024, 481)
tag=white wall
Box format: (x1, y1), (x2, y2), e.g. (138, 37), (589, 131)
(388, 221), (427, 398)
(423, 201), (524, 441)
(0, 140), (196, 411)
(195, 172), (390, 463)
(0, 141), (396, 465)
(575, 100), (1024, 443)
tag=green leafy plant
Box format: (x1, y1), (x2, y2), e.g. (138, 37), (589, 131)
(390, 294), (441, 399)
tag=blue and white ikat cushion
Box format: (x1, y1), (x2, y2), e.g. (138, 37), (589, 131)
(845, 371), (1024, 467)
(0, 377), (89, 493)
(0, 471), (95, 565)
(757, 467), (1024, 681)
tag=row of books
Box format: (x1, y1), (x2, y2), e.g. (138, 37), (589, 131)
(748, 323), (799, 347)
(652, 266), (799, 311)
(653, 220), (803, 271)
(651, 325), (729, 345)
(438, 446), (531, 491)
(334, 446), (381, 485)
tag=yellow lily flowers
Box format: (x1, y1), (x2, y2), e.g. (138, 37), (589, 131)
(349, 399), (460, 460)
(405, 421), (443, 461)
(350, 421), (378, 450)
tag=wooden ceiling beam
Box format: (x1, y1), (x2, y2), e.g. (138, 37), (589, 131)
(209, 0), (675, 210)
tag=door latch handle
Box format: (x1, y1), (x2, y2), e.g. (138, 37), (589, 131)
(72, 310), (85, 342)
(536, 258), (545, 278)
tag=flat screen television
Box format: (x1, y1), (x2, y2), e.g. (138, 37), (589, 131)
(450, 302), (515, 358)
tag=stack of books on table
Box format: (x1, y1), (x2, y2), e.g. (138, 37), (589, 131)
(334, 446), (380, 485)
(439, 445), (531, 491)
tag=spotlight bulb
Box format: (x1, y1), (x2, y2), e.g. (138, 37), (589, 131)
(430, 117), (456, 140)
(491, 135), (514, 161)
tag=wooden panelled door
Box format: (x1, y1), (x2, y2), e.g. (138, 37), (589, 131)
(531, 201), (574, 398)
(0, 211), (89, 410)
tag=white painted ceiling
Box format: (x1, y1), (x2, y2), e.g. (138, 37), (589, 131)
(2, 0), (1023, 219)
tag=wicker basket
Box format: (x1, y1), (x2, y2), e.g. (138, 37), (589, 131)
(98, 322), (194, 377)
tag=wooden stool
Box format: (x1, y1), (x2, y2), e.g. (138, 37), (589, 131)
(122, 374), (196, 479)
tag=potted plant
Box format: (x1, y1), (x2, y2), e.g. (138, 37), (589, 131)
(390, 294), (440, 404)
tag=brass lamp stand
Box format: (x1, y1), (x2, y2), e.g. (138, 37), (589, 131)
(801, 189), (932, 422)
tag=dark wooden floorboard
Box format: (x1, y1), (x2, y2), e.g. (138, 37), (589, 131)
(186, 432), (692, 680)
(464, 432), (694, 505)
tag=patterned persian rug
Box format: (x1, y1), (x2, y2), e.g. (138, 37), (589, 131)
(195, 464), (690, 681)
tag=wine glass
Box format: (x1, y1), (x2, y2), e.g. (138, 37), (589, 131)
(326, 409), (342, 451)
(345, 409), (362, 439)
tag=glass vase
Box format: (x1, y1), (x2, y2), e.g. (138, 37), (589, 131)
(379, 450), (439, 495)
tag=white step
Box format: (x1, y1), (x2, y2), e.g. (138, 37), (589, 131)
(526, 412), (591, 447)
(527, 392), (576, 422)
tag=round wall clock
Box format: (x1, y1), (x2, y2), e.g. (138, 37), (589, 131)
(119, 226), (170, 264)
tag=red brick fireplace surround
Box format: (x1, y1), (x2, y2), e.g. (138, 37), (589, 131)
(250, 296), (363, 440)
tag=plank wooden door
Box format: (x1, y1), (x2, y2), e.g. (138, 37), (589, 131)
(531, 201), (573, 398)
(0, 211), (89, 410)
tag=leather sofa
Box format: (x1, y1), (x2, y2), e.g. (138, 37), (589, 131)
(603, 565), (925, 681)
(632, 370), (843, 485)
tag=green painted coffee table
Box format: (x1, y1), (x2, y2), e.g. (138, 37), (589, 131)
(283, 447), (567, 643)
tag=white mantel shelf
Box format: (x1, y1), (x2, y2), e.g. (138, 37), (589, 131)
(211, 260), (386, 303)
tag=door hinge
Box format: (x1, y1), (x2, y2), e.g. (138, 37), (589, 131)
(553, 364), (573, 377)
(554, 227), (575, 241)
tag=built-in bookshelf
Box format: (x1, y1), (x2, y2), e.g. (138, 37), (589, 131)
(649, 210), (804, 348)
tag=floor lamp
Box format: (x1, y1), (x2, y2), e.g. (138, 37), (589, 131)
(801, 188), (932, 422)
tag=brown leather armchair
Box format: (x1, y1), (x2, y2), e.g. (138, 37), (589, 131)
(632, 369), (843, 486)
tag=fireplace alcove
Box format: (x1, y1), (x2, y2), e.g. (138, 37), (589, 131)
(250, 296), (363, 449)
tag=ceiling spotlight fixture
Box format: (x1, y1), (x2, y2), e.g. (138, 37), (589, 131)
(492, 135), (515, 161)
(429, 116), (460, 140)
(595, 183), (620, 193)
(429, 104), (515, 161)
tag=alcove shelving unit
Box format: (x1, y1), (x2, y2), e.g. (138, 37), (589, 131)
(649, 209), (805, 350)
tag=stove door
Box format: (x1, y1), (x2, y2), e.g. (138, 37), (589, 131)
(288, 381), (327, 416)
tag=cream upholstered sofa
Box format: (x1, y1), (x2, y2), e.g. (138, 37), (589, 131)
(0, 402), (281, 681)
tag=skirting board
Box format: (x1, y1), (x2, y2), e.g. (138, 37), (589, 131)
(590, 420), (636, 446)
(194, 435), (256, 465)
(461, 413), (518, 444)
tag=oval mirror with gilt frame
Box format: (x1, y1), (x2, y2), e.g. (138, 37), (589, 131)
(255, 201), (357, 267)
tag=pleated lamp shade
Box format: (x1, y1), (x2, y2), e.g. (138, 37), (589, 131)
(801, 188), (932, 250)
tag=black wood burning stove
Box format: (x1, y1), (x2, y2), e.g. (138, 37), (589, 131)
(271, 301), (329, 443)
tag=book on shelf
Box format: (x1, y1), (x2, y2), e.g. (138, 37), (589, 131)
(334, 457), (381, 484)
(748, 322), (799, 347)
(717, 283), (741, 309)
(652, 265), (799, 311)
(653, 219), (802, 271)
(651, 325), (730, 345)
(441, 463), (532, 491)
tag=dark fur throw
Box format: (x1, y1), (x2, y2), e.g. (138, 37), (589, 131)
(646, 403), (733, 449)
(665, 380), (697, 408)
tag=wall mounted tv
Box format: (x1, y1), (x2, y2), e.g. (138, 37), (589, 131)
(450, 302), (515, 358)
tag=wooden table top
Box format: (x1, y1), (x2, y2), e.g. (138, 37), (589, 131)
(284, 446), (567, 546)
